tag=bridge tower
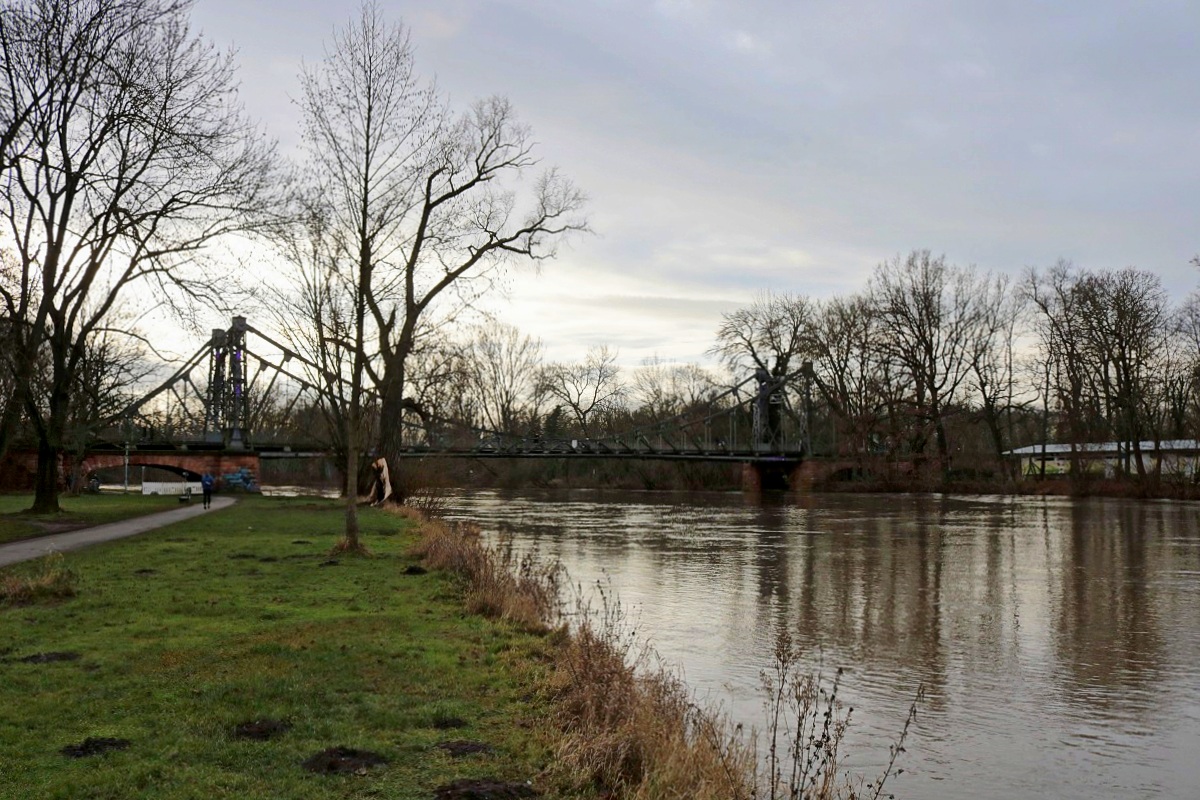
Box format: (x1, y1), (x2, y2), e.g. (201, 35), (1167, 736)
(744, 364), (812, 491)
(203, 316), (250, 449)
(752, 367), (784, 452)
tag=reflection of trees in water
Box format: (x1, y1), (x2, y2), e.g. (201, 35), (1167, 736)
(749, 495), (1107, 709)
(458, 490), (1200, 729)
(743, 495), (955, 703)
(1054, 500), (1175, 706)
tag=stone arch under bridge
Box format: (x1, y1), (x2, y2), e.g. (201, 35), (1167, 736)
(74, 452), (260, 486)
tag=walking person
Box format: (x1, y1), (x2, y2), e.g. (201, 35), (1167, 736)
(201, 472), (215, 509)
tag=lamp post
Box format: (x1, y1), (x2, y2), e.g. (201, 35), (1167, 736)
(122, 415), (133, 494)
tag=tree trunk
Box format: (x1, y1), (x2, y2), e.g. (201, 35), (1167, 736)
(378, 352), (416, 504)
(342, 418), (360, 550)
(31, 437), (61, 514)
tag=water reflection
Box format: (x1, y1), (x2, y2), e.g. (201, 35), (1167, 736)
(444, 490), (1200, 799)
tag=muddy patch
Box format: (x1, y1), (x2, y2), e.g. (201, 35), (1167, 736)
(61, 737), (130, 758)
(301, 746), (388, 774)
(18, 651), (81, 664)
(431, 713), (468, 730)
(232, 718), (291, 741)
(435, 740), (493, 758)
(403, 565), (427, 576)
(433, 778), (539, 799)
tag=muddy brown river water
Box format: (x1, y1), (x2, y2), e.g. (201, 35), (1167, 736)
(443, 489), (1200, 800)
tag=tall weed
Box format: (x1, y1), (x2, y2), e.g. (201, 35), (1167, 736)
(1, 552), (76, 605)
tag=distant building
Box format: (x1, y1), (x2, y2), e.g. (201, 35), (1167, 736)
(1006, 440), (1200, 479)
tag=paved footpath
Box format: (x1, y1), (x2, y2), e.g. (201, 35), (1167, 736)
(0, 496), (237, 568)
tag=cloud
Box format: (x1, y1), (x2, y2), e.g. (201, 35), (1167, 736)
(414, 7), (469, 40)
(729, 30), (771, 58)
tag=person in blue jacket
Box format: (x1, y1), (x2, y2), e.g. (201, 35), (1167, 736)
(201, 472), (215, 509)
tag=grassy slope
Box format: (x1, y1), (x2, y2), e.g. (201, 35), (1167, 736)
(0, 494), (183, 545)
(0, 497), (553, 800)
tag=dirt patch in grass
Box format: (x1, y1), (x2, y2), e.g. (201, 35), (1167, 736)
(232, 718), (291, 741)
(301, 746), (388, 774)
(18, 651), (81, 664)
(432, 714), (467, 730)
(60, 737), (130, 758)
(403, 565), (427, 575)
(435, 740), (493, 757)
(433, 778), (539, 799)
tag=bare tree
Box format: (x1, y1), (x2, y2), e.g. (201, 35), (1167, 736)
(630, 357), (719, 421)
(539, 346), (625, 437)
(805, 294), (893, 459)
(0, 0), (276, 512)
(1075, 268), (1169, 477)
(965, 272), (1028, 469)
(270, 210), (360, 486)
(710, 292), (815, 381)
(1023, 263), (1171, 480)
(462, 320), (545, 434)
(60, 323), (153, 490)
(1024, 261), (1096, 479)
(292, 3), (585, 537)
(870, 251), (989, 475)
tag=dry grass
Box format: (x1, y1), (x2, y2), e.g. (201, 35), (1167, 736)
(542, 589), (754, 800)
(1, 552), (77, 605)
(406, 513), (561, 633)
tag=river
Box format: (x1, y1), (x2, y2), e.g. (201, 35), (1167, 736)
(441, 489), (1200, 800)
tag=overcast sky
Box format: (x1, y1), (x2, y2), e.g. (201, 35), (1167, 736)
(188, 0), (1200, 368)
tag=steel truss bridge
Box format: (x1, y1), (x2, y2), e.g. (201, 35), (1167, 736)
(96, 317), (817, 468)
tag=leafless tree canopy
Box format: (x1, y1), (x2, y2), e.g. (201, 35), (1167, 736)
(539, 346), (625, 437)
(0, 0), (277, 510)
(462, 320), (545, 434)
(711, 291), (814, 378)
(279, 2), (585, 521)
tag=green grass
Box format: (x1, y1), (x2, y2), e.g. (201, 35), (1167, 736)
(0, 493), (191, 545)
(0, 496), (555, 799)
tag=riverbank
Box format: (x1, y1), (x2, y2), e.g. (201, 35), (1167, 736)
(0, 497), (560, 799)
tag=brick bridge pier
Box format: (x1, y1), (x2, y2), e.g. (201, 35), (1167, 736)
(741, 458), (862, 491)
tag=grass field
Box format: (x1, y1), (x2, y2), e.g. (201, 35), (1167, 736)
(0, 493), (184, 546)
(0, 496), (554, 799)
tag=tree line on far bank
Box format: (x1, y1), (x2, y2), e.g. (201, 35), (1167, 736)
(257, 250), (1200, 494)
